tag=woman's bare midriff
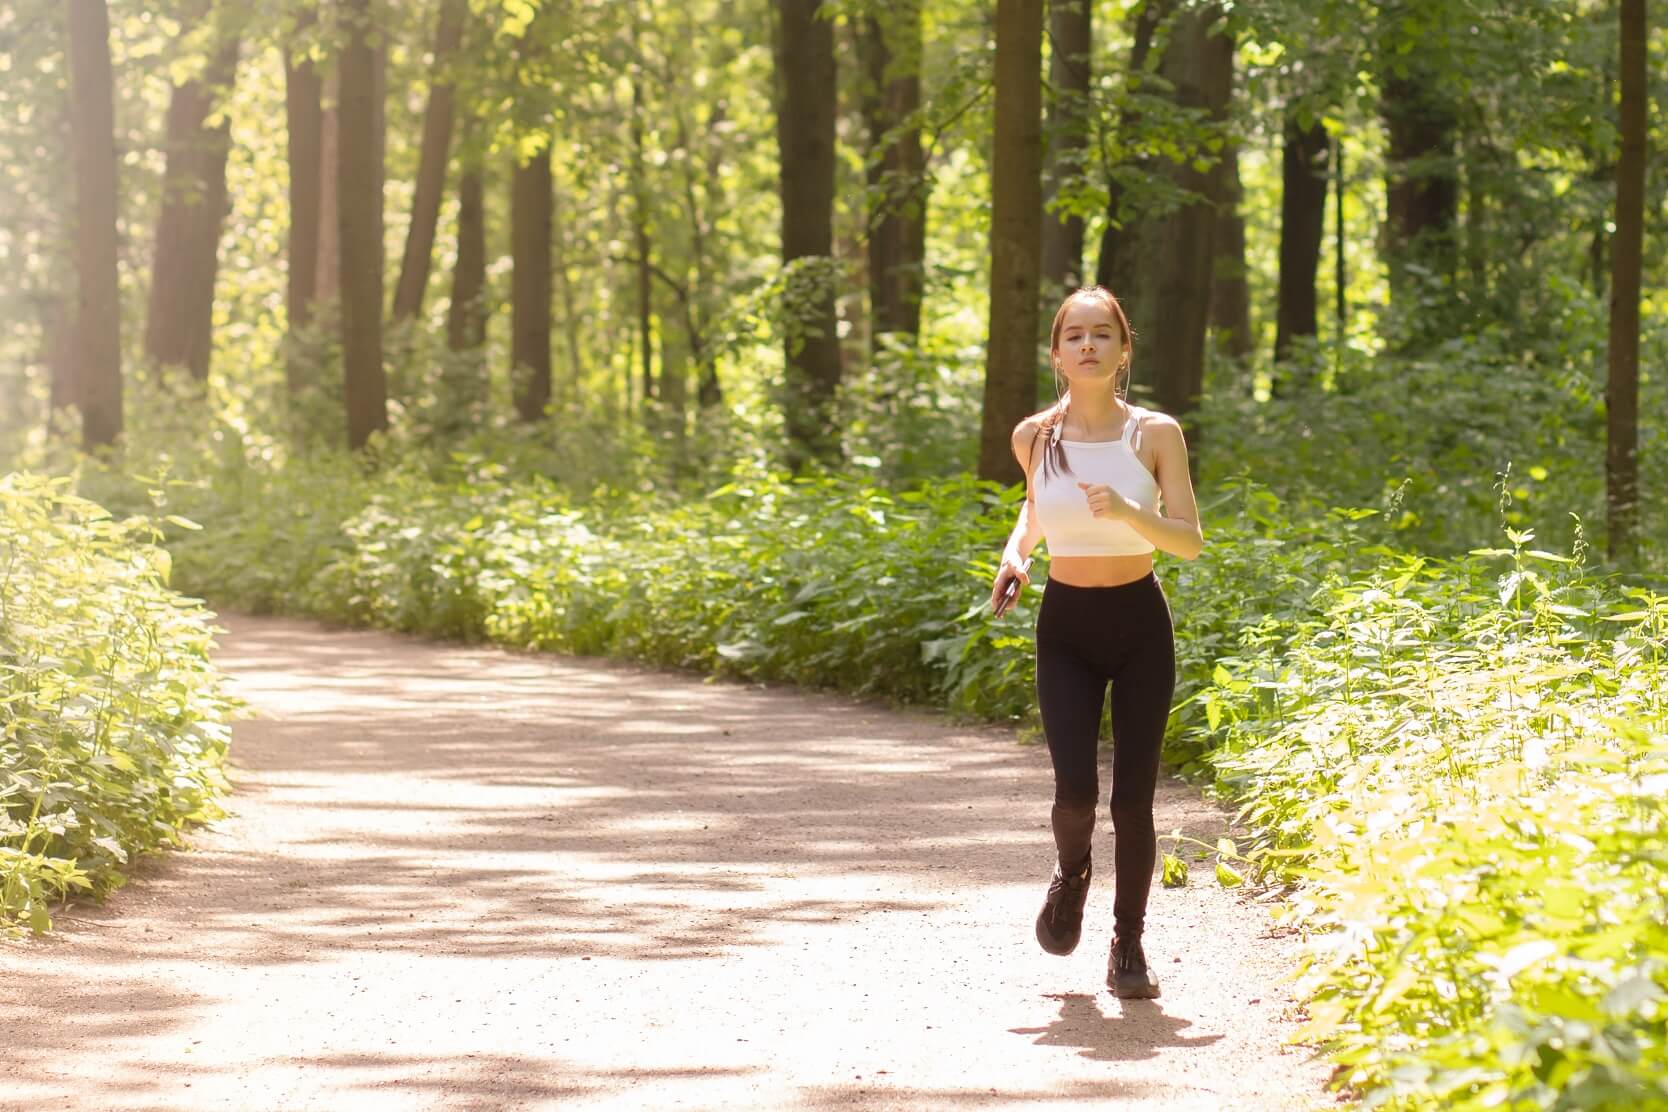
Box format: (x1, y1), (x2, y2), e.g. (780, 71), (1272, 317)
(1045, 553), (1154, 587)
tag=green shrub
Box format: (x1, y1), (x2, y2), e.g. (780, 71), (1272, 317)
(1202, 526), (1668, 1110)
(0, 473), (236, 933)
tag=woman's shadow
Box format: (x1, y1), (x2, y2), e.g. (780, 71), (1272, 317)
(1009, 992), (1224, 1063)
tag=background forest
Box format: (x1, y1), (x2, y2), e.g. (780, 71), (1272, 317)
(1, 0), (1662, 562)
(3, 1), (1667, 1109)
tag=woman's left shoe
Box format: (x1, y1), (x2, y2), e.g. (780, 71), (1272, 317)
(1034, 854), (1092, 955)
(1108, 931), (1161, 998)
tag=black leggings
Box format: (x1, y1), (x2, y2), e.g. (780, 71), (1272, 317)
(1034, 571), (1176, 938)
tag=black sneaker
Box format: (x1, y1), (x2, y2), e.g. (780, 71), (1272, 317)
(1034, 854), (1092, 955)
(1109, 932), (1161, 998)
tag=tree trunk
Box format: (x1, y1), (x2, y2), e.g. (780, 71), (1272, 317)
(1094, 0), (1169, 297)
(1156, 7), (1231, 427)
(775, 0), (841, 473)
(632, 71), (654, 403)
(1379, 3), (1458, 314)
(284, 7), (323, 392)
(315, 64), (341, 306)
(1040, 0), (1090, 299)
(511, 148), (553, 422)
(1209, 129), (1252, 362)
(860, 0), (925, 341)
(977, 0), (1043, 486)
(1098, 4), (1228, 445)
(551, 177), (583, 406)
(1207, 40), (1249, 364)
(673, 97), (720, 411)
(1273, 113), (1329, 368)
(1606, 0), (1645, 562)
(338, 0), (386, 450)
(1334, 134), (1347, 331)
(392, 0), (466, 323)
(67, 0), (122, 449)
(145, 20), (239, 382)
(45, 292), (80, 413)
(446, 162), (486, 353)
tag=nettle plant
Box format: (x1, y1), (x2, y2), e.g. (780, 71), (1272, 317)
(1196, 510), (1668, 1110)
(0, 473), (236, 934)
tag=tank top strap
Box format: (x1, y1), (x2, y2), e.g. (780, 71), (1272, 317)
(1122, 405), (1141, 448)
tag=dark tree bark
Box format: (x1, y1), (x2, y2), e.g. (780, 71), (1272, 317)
(1040, 0), (1090, 299)
(44, 293), (80, 414)
(284, 6), (323, 392)
(316, 64), (341, 307)
(145, 19), (239, 382)
(338, 0), (386, 450)
(1606, 0), (1645, 561)
(511, 147), (553, 421)
(1098, 4), (1229, 446)
(671, 94), (720, 412)
(860, 0), (925, 341)
(1094, 0), (1169, 298)
(1334, 134), (1347, 330)
(1210, 130), (1252, 362)
(67, 0), (122, 449)
(446, 162), (486, 353)
(1379, 3), (1458, 312)
(632, 71), (655, 403)
(977, 0), (1043, 486)
(551, 179), (583, 406)
(775, 0), (841, 472)
(1273, 113), (1329, 368)
(392, 0), (466, 323)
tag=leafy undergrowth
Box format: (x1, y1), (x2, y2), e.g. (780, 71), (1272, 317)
(1, 473), (236, 934)
(72, 451), (1668, 1107)
(1204, 526), (1668, 1110)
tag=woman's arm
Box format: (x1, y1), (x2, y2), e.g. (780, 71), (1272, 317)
(1002, 496), (1044, 565)
(1076, 416), (1204, 560)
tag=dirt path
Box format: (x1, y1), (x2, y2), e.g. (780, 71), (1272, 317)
(2, 614), (1335, 1110)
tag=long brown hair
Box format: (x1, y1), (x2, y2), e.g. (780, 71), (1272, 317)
(1033, 286), (1137, 483)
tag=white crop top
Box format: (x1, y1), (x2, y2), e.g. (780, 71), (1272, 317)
(1032, 405), (1161, 556)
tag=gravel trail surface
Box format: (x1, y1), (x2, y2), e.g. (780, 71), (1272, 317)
(2, 614), (1335, 1110)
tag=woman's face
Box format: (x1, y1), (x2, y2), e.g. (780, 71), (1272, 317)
(1053, 301), (1125, 386)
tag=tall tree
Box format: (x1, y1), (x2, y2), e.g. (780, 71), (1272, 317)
(1378, 0), (1458, 319)
(392, 0), (466, 323)
(446, 160), (486, 354)
(284, 4), (323, 393)
(511, 146), (553, 421)
(1606, 0), (1645, 561)
(67, 0), (122, 448)
(775, 0), (841, 472)
(860, 0), (926, 340)
(1040, 0), (1090, 298)
(1208, 49), (1250, 365)
(315, 65), (341, 306)
(145, 10), (240, 382)
(1273, 112), (1329, 369)
(337, 0), (386, 449)
(1094, 0), (1169, 299)
(977, 0), (1043, 486)
(631, 62), (655, 404)
(1099, 4), (1230, 437)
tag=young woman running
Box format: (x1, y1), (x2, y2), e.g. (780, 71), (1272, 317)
(989, 286), (1203, 998)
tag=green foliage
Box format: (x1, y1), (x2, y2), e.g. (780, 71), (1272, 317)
(0, 473), (235, 934)
(1199, 523), (1668, 1109)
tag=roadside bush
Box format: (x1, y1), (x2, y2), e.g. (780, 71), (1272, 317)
(0, 473), (235, 933)
(1203, 526), (1668, 1110)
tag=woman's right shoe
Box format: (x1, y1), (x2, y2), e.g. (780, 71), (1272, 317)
(1034, 854), (1092, 955)
(1108, 931), (1161, 998)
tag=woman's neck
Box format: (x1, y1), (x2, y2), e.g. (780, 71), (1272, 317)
(1063, 380), (1128, 436)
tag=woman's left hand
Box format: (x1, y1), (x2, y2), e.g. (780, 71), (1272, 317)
(1076, 481), (1136, 521)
